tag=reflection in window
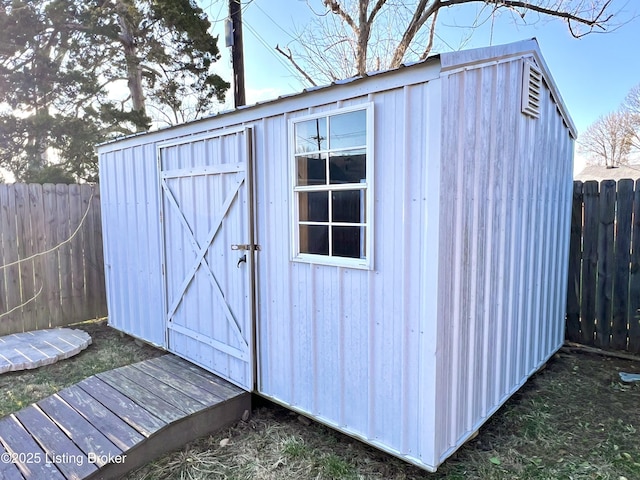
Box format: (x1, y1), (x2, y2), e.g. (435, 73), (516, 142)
(295, 118), (327, 153)
(292, 105), (372, 265)
(329, 150), (366, 184)
(329, 110), (366, 149)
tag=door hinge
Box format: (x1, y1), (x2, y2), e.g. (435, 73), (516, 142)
(231, 244), (261, 251)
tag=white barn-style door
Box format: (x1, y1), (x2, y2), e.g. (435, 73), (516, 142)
(158, 127), (255, 391)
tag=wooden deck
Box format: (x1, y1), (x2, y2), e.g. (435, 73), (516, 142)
(0, 355), (251, 480)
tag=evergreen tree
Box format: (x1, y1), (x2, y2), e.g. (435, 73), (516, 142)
(0, 0), (229, 182)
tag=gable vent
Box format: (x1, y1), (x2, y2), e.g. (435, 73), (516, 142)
(521, 60), (542, 118)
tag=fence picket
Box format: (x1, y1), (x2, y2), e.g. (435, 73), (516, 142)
(2, 185), (22, 334)
(580, 181), (599, 345)
(595, 180), (616, 348)
(0, 184), (105, 335)
(55, 184), (72, 326)
(0, 186), (10, 332)
(568, 178), (640, 353)
(14, 184), (35, 325)
(28, 184), (47, 328)
(629, 180), (640, 354)
(69, 184), (86, 321)
(565, 181), (582, 342)
(612, 180), (633, 350)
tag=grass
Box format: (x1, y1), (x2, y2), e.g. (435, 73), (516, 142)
(1, 320), (640, 479)
(0, 319), (163, 417)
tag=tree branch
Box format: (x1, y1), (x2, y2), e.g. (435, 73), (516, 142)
(438, 0), (614, 30)
(275, 45), (318, 86)
(420, 8), (439, 60)
(390, 0), (440, 68)
(323, 0), (359, 35)
(391, 0), (614, 67)
(368, 0), (388, 24)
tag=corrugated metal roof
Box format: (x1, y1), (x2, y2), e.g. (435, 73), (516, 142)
(99, 38), (576, 146)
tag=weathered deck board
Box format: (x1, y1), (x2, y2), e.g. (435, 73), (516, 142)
(160, 355), (243, 398)
(0, 414), (66, 480)
(14, 405), (98, 480)
(37, 395), (123, 467)
(0, 441), (26, 480)
(112, 364), (205, 414)
(57, 386), (144, 452)
(130, 361), (223, 406)
(0, 354), (251, 480)
(97, 370), (185, 423)
(77, 376), (167, 437)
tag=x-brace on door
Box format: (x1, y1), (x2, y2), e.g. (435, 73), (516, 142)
(159, 127), (255, 390)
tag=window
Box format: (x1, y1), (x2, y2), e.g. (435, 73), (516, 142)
(290, 104), (373, 268)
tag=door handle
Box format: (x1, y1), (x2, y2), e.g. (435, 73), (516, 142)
(237, 254), (247, 268)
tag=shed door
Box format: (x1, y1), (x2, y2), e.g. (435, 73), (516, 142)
(159, 127), (255, 391)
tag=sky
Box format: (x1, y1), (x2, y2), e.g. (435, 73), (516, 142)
(200, 0), (640, 174)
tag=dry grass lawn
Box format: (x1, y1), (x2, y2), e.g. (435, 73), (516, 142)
(1, 320), (639, 480)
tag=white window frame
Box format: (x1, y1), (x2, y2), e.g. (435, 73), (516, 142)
(289, 103), (374, 270)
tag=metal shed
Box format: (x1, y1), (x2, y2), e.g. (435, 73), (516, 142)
(98, 38), (575, 472)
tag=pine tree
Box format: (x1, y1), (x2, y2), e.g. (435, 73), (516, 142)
(0, 0), (229, 182)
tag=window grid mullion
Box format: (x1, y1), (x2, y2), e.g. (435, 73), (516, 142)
(326, 117), (332, 257)
(328, 187), (333, 256)
(294, 183), (367, 193)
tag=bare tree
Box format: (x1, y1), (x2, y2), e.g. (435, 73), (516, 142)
(579, 111), (634, 167)
(623, 83), (640, 149)
(282, 0), (620, 84)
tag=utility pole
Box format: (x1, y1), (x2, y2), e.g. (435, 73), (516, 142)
(228, 0), (246, 107)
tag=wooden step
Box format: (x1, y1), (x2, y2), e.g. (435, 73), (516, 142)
(0, 354), (251, 480)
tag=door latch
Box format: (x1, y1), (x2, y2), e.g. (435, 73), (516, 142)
(231, 244), (261, 251)
(237, 254), (247, 268)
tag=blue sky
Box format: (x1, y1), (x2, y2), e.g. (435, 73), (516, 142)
(201, 1), (640, 172)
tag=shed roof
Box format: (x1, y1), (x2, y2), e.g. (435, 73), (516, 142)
(575, 165), (640, 182)
(98, 38), (576, 150)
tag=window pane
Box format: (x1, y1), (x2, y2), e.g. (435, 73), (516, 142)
(329, 149), (366, 184)
(299, 191), (328, 222)
(332, 190), (364, 223)
(329, 110), (366, 149)
(332, 226), (363, 259)
(297, 154), (326, 186)
(295, 118), (327, 153)
(300, 225), (329, 255)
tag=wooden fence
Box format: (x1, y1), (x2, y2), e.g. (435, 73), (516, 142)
(0, 183), (107, 335)
(566, 179), (640, 353)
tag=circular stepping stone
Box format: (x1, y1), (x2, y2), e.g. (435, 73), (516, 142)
(0, 328), (92, 374)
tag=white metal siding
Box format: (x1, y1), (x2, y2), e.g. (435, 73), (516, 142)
(97, 40), (574, 474)
(99, 145), (165, 346)
(435, 57), (573, 462)
(256, 83), (441, 468)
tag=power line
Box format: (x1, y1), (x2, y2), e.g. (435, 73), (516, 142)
(250, 0), (299, 42)
(198, 0), (227, 26)
(242, 19), (309, 88)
